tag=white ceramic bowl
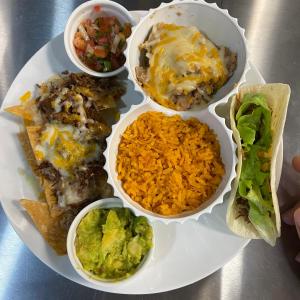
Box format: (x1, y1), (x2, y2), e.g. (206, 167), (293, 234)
(126, 0), (249, 110)
(104, 102), (237, 223)
(67, 198), (154, 286)
(64, 0), (135, 77)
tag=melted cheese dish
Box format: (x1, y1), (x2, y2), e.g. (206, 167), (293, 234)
(35, 124), (99, 176)
(137, 23), (237, 110)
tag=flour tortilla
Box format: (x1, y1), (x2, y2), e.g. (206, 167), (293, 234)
(227, 84), (290, 242)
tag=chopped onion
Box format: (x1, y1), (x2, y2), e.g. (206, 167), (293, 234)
(111, 34), (121, 54)
(91, 24), (99, 30)
(78, 24), (89, 41)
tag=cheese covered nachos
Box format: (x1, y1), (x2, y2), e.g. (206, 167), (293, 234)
(6, 72), (125, 254)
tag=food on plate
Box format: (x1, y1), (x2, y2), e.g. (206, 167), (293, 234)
(227, 84), (290, 245)
(136, 23), (237, 110)
(20, 199), (77, 255)
(117, 111), (224, 216)
(5, 72), (126, 254)
(73, 15), (132, 72)
(75, 207), (152, 281)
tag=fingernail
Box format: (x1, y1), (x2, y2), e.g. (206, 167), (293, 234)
(295, 252), (300, 263)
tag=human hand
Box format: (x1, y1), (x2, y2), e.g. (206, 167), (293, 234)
(282, 156), (300, 262)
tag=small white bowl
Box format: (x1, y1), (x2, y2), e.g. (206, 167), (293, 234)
(67, 198), (154, 286)
(64, 0), (135, 77)
(126, 0), (249, 110)
(104, 103), (237, 224)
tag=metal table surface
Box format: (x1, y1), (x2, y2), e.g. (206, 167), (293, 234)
(0, 0), (299, 299)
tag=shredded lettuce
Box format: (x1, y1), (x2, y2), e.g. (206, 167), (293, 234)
(236, 93), (277, 245)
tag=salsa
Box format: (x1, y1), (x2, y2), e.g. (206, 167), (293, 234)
(73, 15), (132, 72)
(75, 208), (153, 281)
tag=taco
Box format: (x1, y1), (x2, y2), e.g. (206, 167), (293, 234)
(227, 84), (290, 245)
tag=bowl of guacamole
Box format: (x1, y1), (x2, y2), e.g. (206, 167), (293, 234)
(67, 198), (153, 284)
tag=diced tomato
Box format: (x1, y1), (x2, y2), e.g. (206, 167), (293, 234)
(74, 14), (131, 72)
(75, 48), (84, 58)
(94, 46), (108, 58)
(86, 25), (96, 38)
(88, 61), (98, 71)
(100, 21), (110, 33)
(84, 19), (92, 26)
(87, 40), (95, 47)
(98, 36), (108, 44)
(107, 16), (117, 25)
(74, 36), (86, 51)
(94, 5), (101, 12)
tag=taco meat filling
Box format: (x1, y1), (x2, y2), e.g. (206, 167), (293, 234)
(136, 23), (237, 110)
(234, 93), (277, 244)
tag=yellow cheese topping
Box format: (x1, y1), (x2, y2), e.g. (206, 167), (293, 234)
(142, 23), (228, 109)
(20, 91), (32, 103)
(34, 124), (98, 175)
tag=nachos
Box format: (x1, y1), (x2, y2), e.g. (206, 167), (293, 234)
(6, 72), (125, 254)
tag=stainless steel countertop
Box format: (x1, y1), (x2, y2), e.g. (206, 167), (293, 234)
(0, 0), (299, 299)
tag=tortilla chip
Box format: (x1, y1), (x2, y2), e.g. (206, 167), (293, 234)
(43, 180), (59, 214)
(18, 131), (39, 176)
(25, 125), (42, 161)
(25, 125), (59, 212)
(5, 104), (33, 121)
(18, 131), (46, 203)
(20, 199), (72, 255)
(227, 84), (290, 242)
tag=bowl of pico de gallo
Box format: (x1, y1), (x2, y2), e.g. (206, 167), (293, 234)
(64, 0), (134, 77)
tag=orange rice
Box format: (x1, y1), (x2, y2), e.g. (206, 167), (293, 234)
(116, 112), (224, 216)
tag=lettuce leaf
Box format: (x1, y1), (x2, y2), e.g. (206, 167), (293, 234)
(236, 95), (272, 151)
(240, 146), (269, 186)
(248, 202), (277, 246)
(236, 94), (270, 120)
(235, 93), (276, 245)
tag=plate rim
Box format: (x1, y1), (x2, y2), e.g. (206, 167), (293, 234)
(0, 10), (275, 294)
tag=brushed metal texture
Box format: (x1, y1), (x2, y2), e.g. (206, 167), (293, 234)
(0, 1), (299, 299)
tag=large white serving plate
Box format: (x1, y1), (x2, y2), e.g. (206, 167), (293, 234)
(0, 11), (279, 294)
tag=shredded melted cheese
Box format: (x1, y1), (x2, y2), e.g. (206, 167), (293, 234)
(141, 23), (228, 108)
(35, 124), (98, 176)
(20, 91), (32, 103)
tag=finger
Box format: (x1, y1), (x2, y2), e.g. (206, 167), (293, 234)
(292, 155), (300, 172)
(282, 202), (300, 225)
(294, 207), (300, 239)
(295, 252), (300, 263)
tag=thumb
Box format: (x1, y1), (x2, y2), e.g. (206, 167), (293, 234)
(294, 207), (300, 238)
(282, 202), (300, 225)
(293, 208), (300, 263)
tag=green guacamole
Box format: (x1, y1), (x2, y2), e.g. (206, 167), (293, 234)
(75, 208), (153, 281)
(235, 93), (276, 245)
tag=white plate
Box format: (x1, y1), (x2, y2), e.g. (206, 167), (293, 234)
(0, 11), (280, 294)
